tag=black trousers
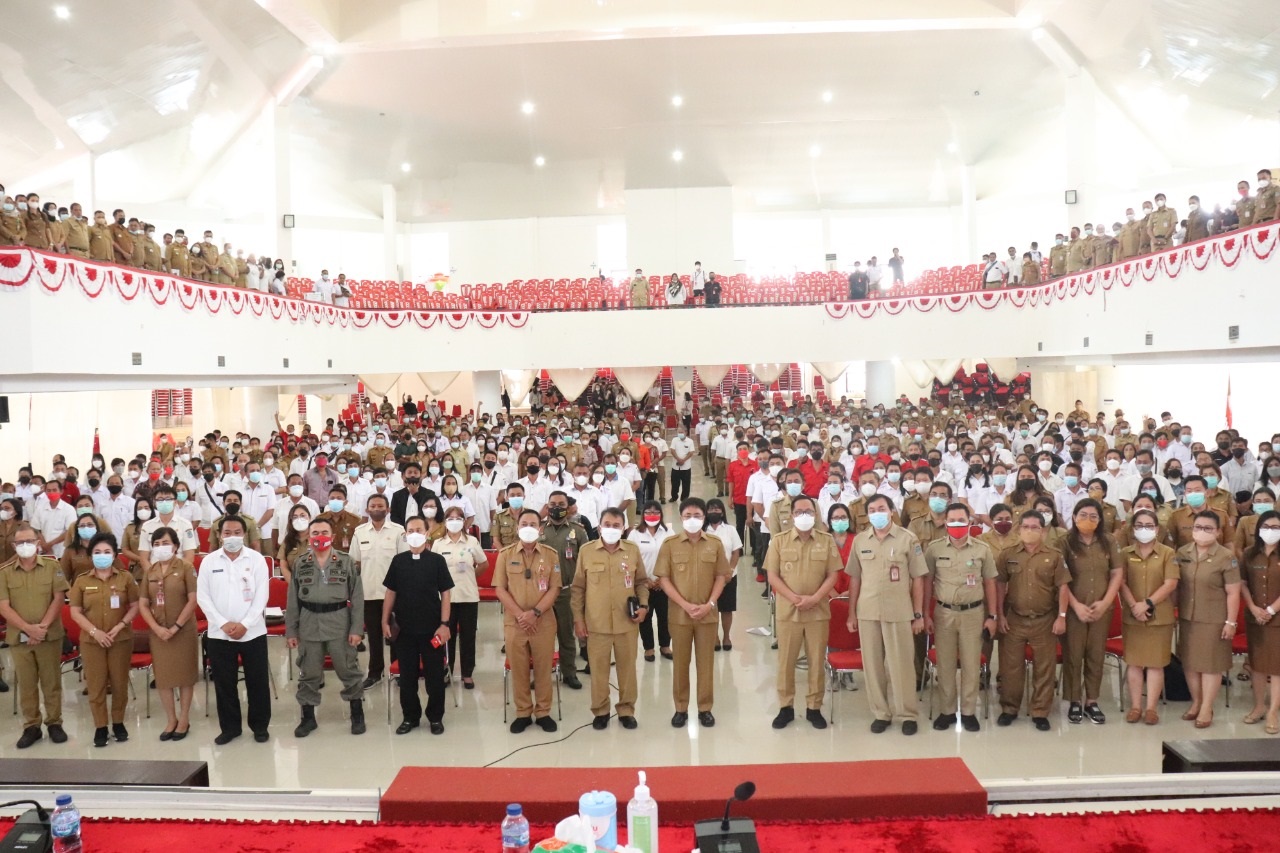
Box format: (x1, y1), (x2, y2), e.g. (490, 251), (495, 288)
(671, 469), (691, 503)
(448, 602), (479, 678)
(755, 531), (770, 568)
(733, 503), (748, 544)
(363, 600), (393, 679)
(394, 633), (447, 724)
(207, 635), (271, 737)
(480, 532), (492, 550)
(639, 588), (671, 651)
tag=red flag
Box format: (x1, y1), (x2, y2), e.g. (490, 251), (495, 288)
(1225, 376), (1233, 429)
(92, 427), (100, 456)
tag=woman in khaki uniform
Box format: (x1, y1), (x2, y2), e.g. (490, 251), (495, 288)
(1031, 496), (1067, 552)
(1061, 499), (1124, 724)
(1084, 481), (1119, 535)
(69, 533), (140, 747)
(1116, 494), (1171, 548)
(121, 498), (153, 570)
(1176, 510), (1243, 729)
(1117, 509), (1179, 724)
(138, 527), (199, 740)
(60, 514), (103, 584)
(277, 504), (313, 583)
(1241, 510), (1280, 734)
(1233, 488), (1275, 559)
(0, 497), (23, 564)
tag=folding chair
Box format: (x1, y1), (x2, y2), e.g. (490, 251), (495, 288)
(825, 598), (863, 723)
(129, 613), (154, 718)
(385, 646), (459, 723)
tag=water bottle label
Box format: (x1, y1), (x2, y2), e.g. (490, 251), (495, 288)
(631, 815), (653, 851)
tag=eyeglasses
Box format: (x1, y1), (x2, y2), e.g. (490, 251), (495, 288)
(1191, 525), (1218, 533)
(1132, 523), (1157, 531)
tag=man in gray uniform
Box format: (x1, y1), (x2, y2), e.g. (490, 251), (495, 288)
(286, 517), (366, 736)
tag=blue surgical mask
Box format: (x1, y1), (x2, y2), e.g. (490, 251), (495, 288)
(992, 474), (1007, 487)
(77, 526), (95, 540)
(1144, 489), (1159, 499)
(826, 483), (841, 496)
(887, 472), (901, 483)
(156, 500), (175, 515)
(509, 496), (525, 510)
(866, 444), (879, 455)
(1064, 476), (1079, 488)
(868, 511), (890, 530)
(91, 553), (113, 569)
(1186, 492), (1206, 508)
(249, 471), (263, 484)
(1254, 503), (1274, 516)
(328, 499), (345, 513)
(374, 477), (388, 488)
(605, 464), (617, 475)
(785, 482), (802, 497)
(1205, 476), (1219, 490)
(831, 519), (850, 534)
(928, 496), (947, 513)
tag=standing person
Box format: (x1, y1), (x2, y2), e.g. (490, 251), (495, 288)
(630, 268), (649, 308)
(865, 257), (883, 293)
(383, 517), (453, 735)
(1117, 509), (1179, 724)
(653, 498), (731, 728)
(286, 518), (366, 738)
(432, 507), (486, 689)
(1176, 511), (1242, 729)
(669, 424), (695, 504)
(351, 494), (404, 689)
(138, 527), (199, 741)
(995, 512), (1070, 731)
(703, 272), (721, 306)
(922, 503), (998, 732)
(630, 501), (672, 662)
(1061, 499), (1125, 725)
(571, 508), (649, 730)
(844, 494), (928, 735)
(68, 533), (139, 747)
(765, 495), (841, 729)
(887, 248), (905, 286)
(705, 499), (743, 651)
(197, 516), (272, 745)
(666, 272), (686, 307)
(0, 524), (70, 748)
(539, 491), (587, 689)
(493, 509), (562, 734)
(1242, 511), (1280, 733)
(690, 261), (705, 304)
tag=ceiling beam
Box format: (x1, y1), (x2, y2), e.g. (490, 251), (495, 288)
(253, 0), (340, 53)
(173, 0), (275, 93)
(0, 45), (88, 156)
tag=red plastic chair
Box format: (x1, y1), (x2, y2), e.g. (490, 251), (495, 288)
(130, 613), (155, 717)
(502, 651), (562, 722)
(477, 550), (500, 603)
(825, 598), (863, 723)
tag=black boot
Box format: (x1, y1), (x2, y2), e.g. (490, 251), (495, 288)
(294, 705), (318, 738)
(350, 700), (366, 735)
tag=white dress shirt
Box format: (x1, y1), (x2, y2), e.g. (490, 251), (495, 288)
(272, 495), (320, 543)
(461, 482), (498, 532)
(33, 501), (77, 558)
(197, 547), (271, 641)
(515, 475), (553, 513)
(566, 484), (606, 529)
(99, 493), (137, 544)
(669, 436), (696, 471)
(350, 519), (406, 601)
(242, 483), (279, 538)
(705, 521), (743, 577)
(139, 514), (198, 556)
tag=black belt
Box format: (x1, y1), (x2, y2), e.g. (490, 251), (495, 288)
(299, 600), (349, 613)
(937, 600), (983, 612)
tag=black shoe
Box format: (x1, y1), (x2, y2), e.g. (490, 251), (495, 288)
(619, 715), (638, 730)
(510, 717), (533, 734)
(171, 727), (189, 742)
(294, 706), (318, 738)
(112, 723), (129, 742)
(772, 707), (795, 729)
(253, 731), (269, 743)
(214, 731), (241, 745)
(671, 711), (689, 728)
(961, 715), (981, 732)
(579, 647), (589, 662)
(0, 678), (8, 693)
(714, 643), (722, 652)
(806, 709), (828, 730)
(1033, 716), (1051, 731)
(47, 724), (67, 744)
(698, 711), (715, 728)
(1084, 703), (1106, 725)
(429, 721), (445, 735)
(660, 649), (673, 660)
(593, 715), (610, 730)
(902, 720), (918, 736)
(94, 727), (109, 748)
(582, 664), (591, 675)
(356, 641), (367, 652)
(996, 713), (1017, 727)
(870, 719), (891, 734)
(1068, 702), (1084, 724)
(535, 716), (558, 733)
(350, 700), (366, 735)
(361, 675), (381, 691)
(16, 727), (42, 749)
(160, 729), (175, 742)
(396, 721), (419, 735)
(933, 713), (957, 731)
(463, 679), (475, 690)
(562, 676), (582, 690)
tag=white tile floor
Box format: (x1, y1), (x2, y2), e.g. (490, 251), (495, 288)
(0, 470), (1273, 801)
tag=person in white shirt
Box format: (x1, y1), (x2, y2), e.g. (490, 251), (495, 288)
(691, 261), (706, 301)
(421, 461), (445, 497)
(492, 447), (519, 488)
(272, 481), (320, 548)
(197, 516), (272, 744)
(460, 466), (499, 546)
(288, 447), (314, 479)
(31, 482), (76, 558)
(710, 426), (734, 497)
(1054, 463), (1089, 530)
(595, 464), (636, 519)
(1035, 453), (1065, 494)
(313, 270), (334, 304)
(193, 462), (228, 529)
(938, 443), (968, 483)
(241, 464), (279, 541)
(98, 476), (137, 544)
(647, 430), (670, 503)
(668, 428), (695, 504)
(1222, 439), (1261, 496)
(171, 482), (202, 528)
(345, 468), (375, 518)
(704, 498), (743, 651)
(1094, 451), (1133, 518)
(598, 427), (618, 457)
(138, 486), (199, 572)
(438, 475), (476, 530)
(515, 465), (553, 515)
(614, 451), (643, 504)
(628, 502), (673, 661)
(566, 464), (606, 531)
(350, 493), (405, 688)
(866, 256), (884, 292)
(432, 508), (488, 688)
(749, 459), (783, 576)
(695, 418), (714, 477)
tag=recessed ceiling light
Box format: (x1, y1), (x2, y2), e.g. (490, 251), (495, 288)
(946, 141), (959, 154)
(534, 155), (545, 167)
(808, 145), (821, 158)
(671, 149), (683, 162)
(400, 162), (412, 173)
(671, 94), (683, 108)
(521, 100), (535, 115)
(53, 4), (70, 19)
(821, 90), (833, 103)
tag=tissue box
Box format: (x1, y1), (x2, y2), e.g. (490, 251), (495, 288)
(532, 840), (590, 853)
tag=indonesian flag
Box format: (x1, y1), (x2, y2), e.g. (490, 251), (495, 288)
(1225, 376), (1233, 429)
(93, 428), (101, 457)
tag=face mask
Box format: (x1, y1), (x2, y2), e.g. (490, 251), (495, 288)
(77, 526), (95, 540)
(603, 464), (616, 475)
(903, 481), (918, 494)
(372, 476), (387, 489)
(1261, 529), (1280, 546)
(263, 457), (274, 466)
(326, 499), (344, 513)
(75, 505), (94, 518)
(945, 522), (968, 541)
(92, 553), (114, 570)
(224, 502), (242, 515)
(1180, 434), (1192, 445)
(928, 496), (947, 513)
(517, 526), (540, 544)
(793, 513), (816, 532)
(289, 485), (304, 498)
(993, 474), (1008, 488)
(618, 454), (631, 464)
(1269, 466), (1280, 480)
(1063, 475), (1079, 488)
(156, 500), (175, 515)
(682, 516), (705, 535)
(548, 506), (568, 521)
(831, 518), (850, 534)
(445, 518), (466, 534)
(858, 482), (877, 498)
(1192, 529), (1216, 546)
(785, 482), (803, 497)
(288, 516), (310, 533)
(405, 532), (428, 548)
(15, 543), (37, 559)
(826, 483), (842, 496)
(868, 511), (890, 530)
(310, 534), (333, 551)
(993, 520), (1014, 535)
(1205, 476), (1220, 490)
(509, 496), (525, 510)
(1185, 492), (1206, 508)
(0, 509), (12, 521)
(1167, 470), (1182, 482)
(1074, 517), (1099, 534)
(643, 513), (662, 526)
(151, 544), (176, 563)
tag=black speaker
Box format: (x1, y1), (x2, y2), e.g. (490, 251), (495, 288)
(0, 395), (8, 424)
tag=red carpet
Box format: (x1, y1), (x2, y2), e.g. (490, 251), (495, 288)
(5, 811), (1280, 852)
(381, 758), (985, 823)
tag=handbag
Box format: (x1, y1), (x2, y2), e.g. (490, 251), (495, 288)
(386, 612), (401, 643)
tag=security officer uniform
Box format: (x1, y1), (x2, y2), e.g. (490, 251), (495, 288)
(0, 556), (69, 742)
(996, 543), (1069, 719)
(570, 538), (648, 720)
(765, 528), (842, 714)
(653, 531), (731, 717)
(1062, 537), (1123, 705)
(925, 535), (996, 718)
(541, 516), (588, 684)
(492, 507), (519, 550)
(285, 548), (365, 735)
(494, 542), (561, 721)
(1148, 204), (1178, 251)
(69, 564), (139, 730)
(845, 525), (928, 725)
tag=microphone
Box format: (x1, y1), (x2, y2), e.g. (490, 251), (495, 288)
(721, 781), (756, 831)
(695, 781), (759, 853)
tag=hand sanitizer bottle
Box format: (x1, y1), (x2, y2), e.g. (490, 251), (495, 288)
(627, 770), (659, 853)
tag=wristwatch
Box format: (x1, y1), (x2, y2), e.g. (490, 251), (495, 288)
(913, 612), (923, 620)
(1058, 611), (1067, 618)
(532, 607), (543, 618)
(1268, 606), (1276, 617)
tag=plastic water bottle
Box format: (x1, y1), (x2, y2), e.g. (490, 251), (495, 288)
(501, 803), (530, 853)
(51, 794), (83, 853)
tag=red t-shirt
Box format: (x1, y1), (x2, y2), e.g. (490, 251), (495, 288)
(725, 459), (756, 505)
(797, 458), (830, 497)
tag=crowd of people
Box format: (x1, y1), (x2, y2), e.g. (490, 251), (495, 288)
(3, 386), (1279, 751)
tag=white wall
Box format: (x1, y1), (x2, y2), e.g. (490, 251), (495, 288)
(1097, 363), (1278, 446)
(625, 187), (735, 277)
(408, 215), (621, 284)
(0, 391), (152, 474)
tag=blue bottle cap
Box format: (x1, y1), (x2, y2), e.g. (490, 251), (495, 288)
(507, 803), (522, 816)
(56, 795), (72, 806)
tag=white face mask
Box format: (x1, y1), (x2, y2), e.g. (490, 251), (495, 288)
(405, 532), (428, 548)
(591, 472), (605, 484)
(517, 526), (540, 544)
(574, 475), (588, 487)
(1133, 528), (1158, 545)
(137, 508), (152, 520)
(860, 482), (877, 497)
(445, 518), (465, 533)
(222, 536), (244, 553)
(1261, 529), (1280, 546)
(599, 527), (623, 545)
(150, 544), (176, 563)
(15, 543), (37, 559)
(292, 517), (309, 532)
(682, 516), (704, 535)
(793, 513), (816, 532)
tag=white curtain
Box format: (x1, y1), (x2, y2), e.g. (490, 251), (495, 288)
(902, 361), (934, 388)
(546, 368), (597, 402)
(750, 363), (786, 385)
(417, 372), (460, 396)
(612, 367), (660, 400)
(984, 358), (1018, 381)
(359, 374), (402, 400)
(502, 370), (537, 406)
(695, 365), (731, 389)
(924, 359), (964, 385)
(811, 362), (850, 384)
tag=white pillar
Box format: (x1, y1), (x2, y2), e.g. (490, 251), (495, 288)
(1063, 75), (1098, 218)
(238, 386), (279, 437)
(267, 105), (294, 270)
(865, 361), (895, 407)
(473, 371), (504, 417)
(959, 164), (978, 260)
(382, 183), (399, 281)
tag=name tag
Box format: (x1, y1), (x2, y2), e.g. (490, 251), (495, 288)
(538, 576), (549, 592)
(212, 568), (225, 574)
(110, 594), (120, 609)
(890, 565), (900, 582)
(965, 574), (977, 587)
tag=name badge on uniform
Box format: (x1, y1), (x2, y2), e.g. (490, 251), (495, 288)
(623, 563), (633, 589)
(110, 594), (120, 609)
(889, 565), (900, 582)
(538, 566), (549, 592)
(242, 578), (253, 601)
(965, 573), (977, 588)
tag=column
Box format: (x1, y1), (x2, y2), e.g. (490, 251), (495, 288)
(865, 361), (895, 407)
(1063, 74), (1098, 217)
(472, 371), (504, 416)
(382, 183), (399, 281)
(267, 104), (294, 268)
(959, 164), (978, 260)
(237, 385), (280, 437)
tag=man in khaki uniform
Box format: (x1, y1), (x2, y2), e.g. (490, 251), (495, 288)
(768, 472), (827, 537)
(189, 242), (210, 281)
(845, 494), (928, 734)
(924, 504), (997, 731)
(108, 209), (134, 265)
(317, 486), (362, 552)
(765, 496), (842, 729)
(1147, 194), (1177, 251)
(198, 231), (220, 280)
(0, 525), (69, 748)
(164, 234), (191, 277)
(44, 204), (66, 253)
(366, 437), (394, 472)
(995, 512), (1069, 731)
(236, 252), (250, 287)
(141, 226), (162, 270)
(493, 509), (561, 733)
(1256, 169), (1279, 223)
(217, 245), (238, 286)
(1048, 234), (1067, 278)
(1234, 181), (1256, 230)
(1185, 196), (1213, 243)
(1117, 210), (1143, 259)
(654, 498), (731, 728)
(127, 218), (146, 267)
(1066, 226), (1092, 273)
(491, 485), (521, 550)
(571, 508), (648, 729)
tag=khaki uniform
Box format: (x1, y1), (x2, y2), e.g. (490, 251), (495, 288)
(768, 492), (828, 537)
(1165, 505), (1230, 550)
(164, 243), (191, 278)
(209, 513), (261, 553)
(845, 526), (928, 723)
(1062, 537), (1122, 703)
(494, 543), (561, 718)
(1117, 222), (1142, 260)
(901, 494), (929, 529)
(23, 211), (50, 250)
(1235, 194), (1256, 229)
(630, 275), (649, 308)
(62, 217), (88, 257)
(366, 445), (394, 471)
(653, 532), (731, 713)
(491, 509), (519, 550)
(1138, 212), (1153, 254)
(317, 510), (362, 553)
(142, 235), (162, 271)
(1206, 489), (1239, 524)
(541, 520), (589, 679)
(46, 219), (66, 253)
(570, 539), (648, 717)
(1185, 209), (1212, 243)
(217, 252), (237, 286)
(925, 537), (996, 716)
(1048, 243), (1067, 277)
(69, 567), (139, 727)
(1256, 183), (1279, 223)
(189, 250), (209, 282)
(765, 529), (842, 711)
(996, 544), (1069, 717)
(1147, 206), (1178, 251)
(198, 241), (220, 280)
(845, 497), (902, 535)
(108, 222), (134, 265)
(0, 557), (70, 729)
(1021, 258), (1040, 285)
(0, 211), (24, 246)
(1175, 542), (1242, 673)
(285, 550), (364, 707)
(236, 256), (250, 287)
(129, 231), (146, 267)
(1066, 237), (1092, 274)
